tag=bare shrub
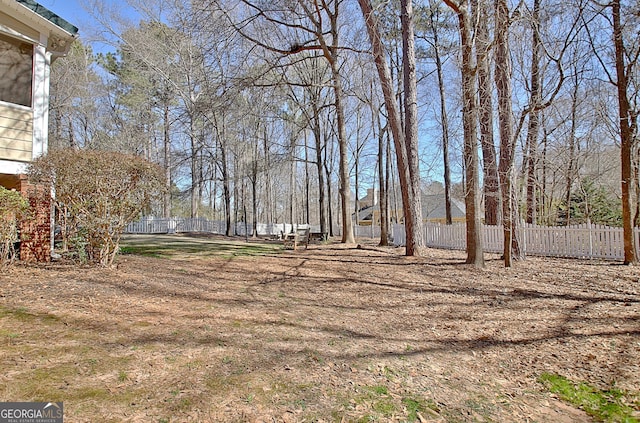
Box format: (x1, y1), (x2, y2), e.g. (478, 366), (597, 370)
(0, 186), (29, 265)
(29, 149), (165, 266)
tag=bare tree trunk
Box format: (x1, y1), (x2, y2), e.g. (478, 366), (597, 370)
(68, 119), (76, 149)
(324, 135), (335, 236)
(495, 0), (521, 266)
(387, 133), (394, 223)
(251, 168), (258, 238)
(541, 122), (549, 224)
(222, 172), (231, 236)
(325, 165), (334, 236)
(369, 89), (388, 245)
(378, 124), (389, 245)
(242, 177), (249, 241)
(565, 72), (579, 226)
(634, 142), (640, 227)
(613, 0), (638, 264)
(248, 141), (259, 238)
(389, 139), (400, 225)
(233, 155), (240, 235)
(209, 179), (214, 218)
(332, 66), (355, 243)
(525, 0), (542, 225)
(198, 141), (204, 218)
(357, 0), (422, 256)
(401, 0), (425, 252)
(215, 123), (232, 237)
(289, 148), (296, 231)
(304, 131), (310, 224)
(190, 118), (199, 219)
(309, 4), (354, 244)
(474, 0), (500, 226)
(163, 101), (171, 218)
(444, 0), (484, 267)
(263, 128), (274, 224)
(354, 129), (361, 227)
(430, 3), (454, 225)
(306, 101), (328, 234)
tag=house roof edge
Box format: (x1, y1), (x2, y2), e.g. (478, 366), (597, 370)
(14, 0), (78, 36)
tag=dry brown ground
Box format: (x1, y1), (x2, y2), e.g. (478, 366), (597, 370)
(1, 234), (639, 422)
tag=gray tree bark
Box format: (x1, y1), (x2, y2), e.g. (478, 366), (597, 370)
(444, 0), (484, 267)
(357, 0), (424, 256)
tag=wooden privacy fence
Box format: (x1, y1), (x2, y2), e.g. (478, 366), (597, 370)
(393, 222), (640, 260)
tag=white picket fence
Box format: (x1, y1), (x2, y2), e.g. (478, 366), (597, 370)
(234, 223), (319, 237)
(354, 224), (382, 239)
(125, 217), (640, 261)
(125, 217), (318, 238)
(393, 222), (640, 260)
(125, 217), (226, 235)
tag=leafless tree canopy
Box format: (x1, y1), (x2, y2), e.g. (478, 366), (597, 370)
(46, 0), (640, 263)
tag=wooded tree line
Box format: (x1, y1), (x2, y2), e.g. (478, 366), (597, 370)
(47, 0), (640, 266)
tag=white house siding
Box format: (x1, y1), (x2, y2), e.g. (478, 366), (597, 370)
(0, 103), (33, 163)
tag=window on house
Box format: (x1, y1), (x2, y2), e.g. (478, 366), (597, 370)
(0, 33), (33, 107)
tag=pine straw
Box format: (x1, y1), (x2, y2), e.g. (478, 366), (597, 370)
(1, 235), (638, 422)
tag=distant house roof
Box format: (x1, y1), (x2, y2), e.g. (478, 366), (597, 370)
(15, 0), (78, 35)
(355, 205), (375, 222)
(422, 193), (465, 220)
(353, 192), (466, 221)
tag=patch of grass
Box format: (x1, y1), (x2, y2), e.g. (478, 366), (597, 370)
(0, 306), (60, 325)
(369, 385), (388, 396)
(382, 365), (396, 381)
(230, 320), (249, 332)
(293, 398), (307, 410)
(118, 245), (141, 255)
(0, 329), (20, 342)
(184, 360), (203, 370)
(402, 396), (440, 422)
(539, 373), (639, 422)
(1, 302), (144, 406)
(372, 397), (397, 416)
(131, 245), (178, 258)
(205, 373), (249, 395)
(462, 394), (497, 421)
(348, 385), (401, 419)
(119, 235), (281, 260)
(14, 352), (137, 401)
(0, 306), (30, 320)
(19, 365), (84, 401)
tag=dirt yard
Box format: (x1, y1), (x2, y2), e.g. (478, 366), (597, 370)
(1, 234), (639, 422)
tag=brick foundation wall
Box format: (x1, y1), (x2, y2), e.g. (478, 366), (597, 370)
(18, 175), (52, 263)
